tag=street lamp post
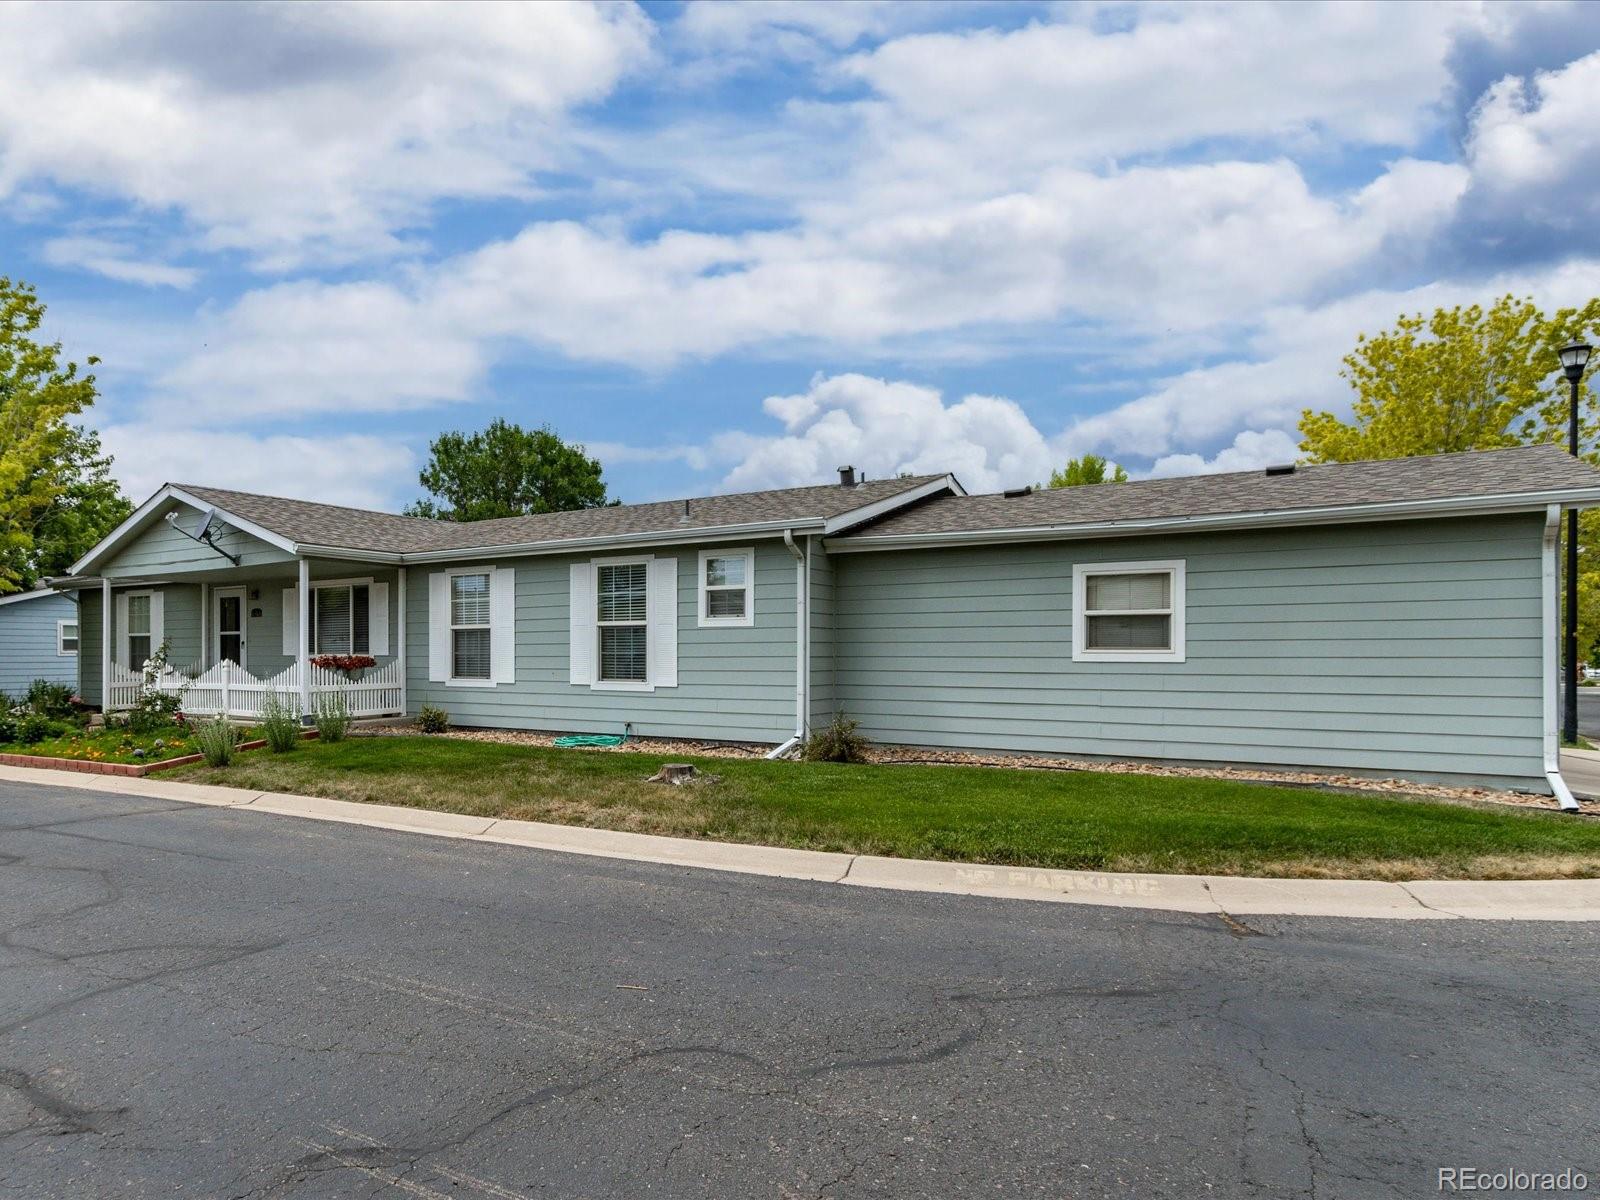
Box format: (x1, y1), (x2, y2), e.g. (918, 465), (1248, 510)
(1559, 340), (1593, 746)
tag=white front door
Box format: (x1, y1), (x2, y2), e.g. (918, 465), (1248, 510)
(214, 587), (246, 666)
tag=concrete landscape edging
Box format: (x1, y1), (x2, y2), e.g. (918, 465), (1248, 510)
(1, 762), (1596, 922)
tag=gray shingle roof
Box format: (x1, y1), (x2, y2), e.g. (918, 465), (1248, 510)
(836, 444), (1600, 540)
(176, 476), (948, 556)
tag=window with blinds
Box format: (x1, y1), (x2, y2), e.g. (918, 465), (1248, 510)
(1073, 561), (1186, 663)
(310, 584), (371, 655)
(597, 562), (649, 681)
(698, 548), (753, 626)
(450, 573), (492, 679)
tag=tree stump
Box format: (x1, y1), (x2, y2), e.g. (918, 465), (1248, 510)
(646, 763), (698, 785)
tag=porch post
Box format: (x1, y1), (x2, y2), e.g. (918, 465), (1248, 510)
(397, 566), (408, 717)
(298, 557), (312, 718)
(200, 582), (209, 671)
(100, 576), (111, 712)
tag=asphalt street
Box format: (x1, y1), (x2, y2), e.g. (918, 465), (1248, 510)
(2, 777), (1596, 1199)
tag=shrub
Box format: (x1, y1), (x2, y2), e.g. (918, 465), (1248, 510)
(16, 713), (58, 746)
(25, 679), (76, 718)
(417, 705), (450, 734)
(127, 690), (183, 734)
(259, 691), (301, 753)
(195, 715), (238, 768)
(312, 691), (352, 743)
(0, 713), (16, 744)
(802, 711), (869, 763)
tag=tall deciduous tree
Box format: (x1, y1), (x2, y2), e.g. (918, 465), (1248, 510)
(0, 277), (109, 594)
(406, 419), (614, 521)
(1, 425), (132, 589)
(1299, 294), (1600, 658)
(1048, 453), (1128, 488)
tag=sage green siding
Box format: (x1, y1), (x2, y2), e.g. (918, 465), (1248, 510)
(78, 589), (102, 705)
(101, 502), (295, 578)
(832, 515), (1548, 788)
(0, 592), (78, 695)
(809, 539), (834, 729)
(407, 539), (798, 742)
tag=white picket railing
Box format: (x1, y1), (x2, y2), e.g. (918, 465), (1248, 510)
(106, 659), (404, 720)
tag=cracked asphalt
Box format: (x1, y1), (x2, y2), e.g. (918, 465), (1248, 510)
(2, 778), (1597, 1199)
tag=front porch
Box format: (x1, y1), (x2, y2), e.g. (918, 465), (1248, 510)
(106, 658), (405, 720)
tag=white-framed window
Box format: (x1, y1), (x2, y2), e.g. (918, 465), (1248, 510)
(697, 547), (754, 627)
(57, 619), (79, 656)
(125, 591), (154, 667)
(1072, 560), (1186, 663)
(449, 571), (493, 681)
(310, 581), (371, 655)
(597, 558), (651, 685)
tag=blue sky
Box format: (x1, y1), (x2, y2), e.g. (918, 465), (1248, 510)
(4, 0), (1600, 510)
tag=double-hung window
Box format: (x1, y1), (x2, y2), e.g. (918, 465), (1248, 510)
(597, 562), (649, 682)
(450, 573), (492, 680)
(58, 620), (79, 656)
(311, 583), (370, 655)
(698, 548), (753, 627)
(126, 594), (153, 667)
(1072, 561), (1186, 663)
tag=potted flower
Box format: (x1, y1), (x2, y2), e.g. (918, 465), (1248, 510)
(310, 654), (377, 680)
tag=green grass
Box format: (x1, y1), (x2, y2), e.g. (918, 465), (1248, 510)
(164, 735), (1600, 880)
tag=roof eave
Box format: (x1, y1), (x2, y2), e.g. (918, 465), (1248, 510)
(822, 486), (1600, 553)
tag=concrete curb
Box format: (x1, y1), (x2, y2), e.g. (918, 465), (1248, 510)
(3, 763), (1597, 922)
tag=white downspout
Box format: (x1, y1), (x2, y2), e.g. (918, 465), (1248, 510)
(1543, 504), (1582, 811)
(766, 529), (808, 760)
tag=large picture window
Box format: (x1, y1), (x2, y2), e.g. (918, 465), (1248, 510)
(597, 561), (649, 682)
(450, 573), (492, 680)
(1072, 561), (1186, 663)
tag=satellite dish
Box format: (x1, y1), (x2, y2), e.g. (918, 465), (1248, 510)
(195, 508), (215, 539)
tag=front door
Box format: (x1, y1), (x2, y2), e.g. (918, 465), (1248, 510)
(214, 587), (246, 666)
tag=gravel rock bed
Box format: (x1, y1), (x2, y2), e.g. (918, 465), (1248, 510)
(357, 724), (1597, 816)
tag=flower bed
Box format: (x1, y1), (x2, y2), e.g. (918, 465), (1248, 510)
(0, 727), (317, 777)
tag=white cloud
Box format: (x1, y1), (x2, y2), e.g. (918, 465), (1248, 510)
(41, 236), (197, 289)
(1148, 429), (1302, 478)
(712, 372), (1055, 493)
(1463, 48), (1600, 228)
(101, 424), (416, 510)
(154, 281), (484, 420)
(0, 1), (653, 267)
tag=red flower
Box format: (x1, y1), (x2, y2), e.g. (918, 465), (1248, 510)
(310, 654), (377, 673)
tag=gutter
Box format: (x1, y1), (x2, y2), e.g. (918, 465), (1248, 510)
(1543, 504), (1582, 811)
(824, 486), (1600, 553)
(766, 528), (808, 760)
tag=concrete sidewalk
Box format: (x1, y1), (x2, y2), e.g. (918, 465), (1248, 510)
(1561, 747), (1600, 800)
(2, 762), (1596, 922)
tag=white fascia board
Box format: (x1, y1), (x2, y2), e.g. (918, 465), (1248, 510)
(822, 487), (1600, 553)
(292, 545), (406, 565)
(70, 484), (301, 575)
(0, 588), (62, 608)
(397, 519), (827, 565)
(822, 475), (966, 536)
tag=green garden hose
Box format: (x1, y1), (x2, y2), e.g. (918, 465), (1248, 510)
(553, 723), (633, 749)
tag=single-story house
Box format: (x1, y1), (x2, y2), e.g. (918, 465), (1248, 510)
(0, 587), (79, 697)
(49, 444), (1600, 797)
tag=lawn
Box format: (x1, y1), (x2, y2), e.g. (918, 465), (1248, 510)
(165, 735), (1600, 880)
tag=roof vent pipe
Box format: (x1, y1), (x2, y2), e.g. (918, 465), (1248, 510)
(839, 466), (857, 486)
(1264, 464), (1296, 476)
(678, 498), (691, 523)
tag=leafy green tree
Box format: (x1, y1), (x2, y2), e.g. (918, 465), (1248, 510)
(0, 277), (105, 593)
(1048, 453), (1128, 488)
(1, 425), (132, 589)
(406, 419), (614, 521)
(1300, 294), (1600, 658)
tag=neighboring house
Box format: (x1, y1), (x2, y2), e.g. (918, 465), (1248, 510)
(0, 588), (79, 697)
(48, 445), (1600, 796)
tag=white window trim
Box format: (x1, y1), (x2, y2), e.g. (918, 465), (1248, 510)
(309, 576), (374, 657)
(1071, 559), (1186, 664)
(123, 588), (155, 667)
(57, 619), (79, 656)
(443, 566), (495, 688)
(697, 546), (754, 628)
(592, 553), (654, 692)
